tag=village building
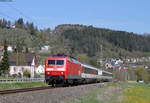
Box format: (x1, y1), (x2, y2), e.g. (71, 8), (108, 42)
(0, 46), (13, 52)
(39, 45), (50, 53)
(9, 53), (38, 77)
(35, 65), (45, 74)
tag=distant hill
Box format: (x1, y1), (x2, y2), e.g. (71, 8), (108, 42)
(1, 18), (150, 59)
(54, 24), (150, 58)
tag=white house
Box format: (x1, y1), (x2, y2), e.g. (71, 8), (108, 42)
(35, 65), (45, 74)
(105, 63), (113, 69)
(7, 46), (13, 52)
(112, 59), (123, 65)
(9, 53), (38, 77)
(41, 45), (49, 50)
(9, 66), (31, 76)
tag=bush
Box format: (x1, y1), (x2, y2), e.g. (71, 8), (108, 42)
(23, 70), (31, 78)
(135, 67), (149, 83)
(12, 74), (18, 77)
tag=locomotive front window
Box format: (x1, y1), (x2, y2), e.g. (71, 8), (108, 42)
(48, 60), (55, 65)
(56, 60), (64, 65)
(48, 60), (64, 65)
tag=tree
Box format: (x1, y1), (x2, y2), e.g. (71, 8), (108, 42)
(135, 67), (149, 83)
(0, 19), (7, 28)
(15, 18), (24, 28)
(89, 57), (98, 67)
(15, 37), (25, 52)
(26, 22), (37, 36)
(76, 53), (90, 64)
(0, 40), (9, 76)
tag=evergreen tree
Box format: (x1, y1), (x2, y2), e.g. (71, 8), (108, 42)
(15, 18), (24, 28)
(0, 19), (7, 28)
(0, 40), (9, 76)
(27, 22), (37, 36)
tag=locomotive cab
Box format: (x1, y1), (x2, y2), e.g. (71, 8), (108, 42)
(45, 57), (67, 85)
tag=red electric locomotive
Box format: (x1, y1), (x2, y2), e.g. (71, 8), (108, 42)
(45, 56), (112, 86)
(45, 56), (83, 86)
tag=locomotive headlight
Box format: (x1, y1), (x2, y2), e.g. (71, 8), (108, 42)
(57, 68), (65, 71)
(47, 68), (54, 71)
(61, 72), (64, 74)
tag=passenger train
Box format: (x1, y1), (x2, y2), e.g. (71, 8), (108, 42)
(45, 56), (112, 86)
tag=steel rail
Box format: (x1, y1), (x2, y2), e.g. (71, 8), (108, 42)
(0, 82), (110, 95)
(0, 86), (52, 95)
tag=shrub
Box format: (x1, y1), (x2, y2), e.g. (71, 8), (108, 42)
(23, 70), (31, 78)
(135, 67), (149, 83)
(12, 74), (18, 77)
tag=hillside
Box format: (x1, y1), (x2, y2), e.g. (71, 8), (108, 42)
(1, 18), (150, 61)
(54, 24), (150, 58)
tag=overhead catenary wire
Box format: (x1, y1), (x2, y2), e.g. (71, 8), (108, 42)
(6, 3), (33, 21)
(6, 3), (39, 26)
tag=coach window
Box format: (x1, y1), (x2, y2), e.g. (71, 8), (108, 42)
(48, 60), (55, 65)
(56, 60), (64, 65)
(93, 70), (98, 75)
(84, 67), (91, 74)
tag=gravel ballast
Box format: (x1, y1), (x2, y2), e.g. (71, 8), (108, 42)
(0, 83), (103, 103)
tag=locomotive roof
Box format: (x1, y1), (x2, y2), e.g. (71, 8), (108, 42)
(47, 56), (77, 59)
(47, 56), (68, 58)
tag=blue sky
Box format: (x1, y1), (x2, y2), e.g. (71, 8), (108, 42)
(0, 0), (149, 34)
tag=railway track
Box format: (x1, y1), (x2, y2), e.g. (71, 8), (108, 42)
(0, 86), (52, 95)
(0, 82), (108, 95)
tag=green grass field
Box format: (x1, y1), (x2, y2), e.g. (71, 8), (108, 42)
(121, 83), (150, 103)
(66, 82), (150, 103)
(0, 77), (18, 79)
(0, 82), (48, 90)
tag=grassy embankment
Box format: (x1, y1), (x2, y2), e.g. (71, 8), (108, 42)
(0, 82), (48, 90)
(66, 82), (150, 103)
(0, 77), (18, 79)
(122, 83), (150, 103)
